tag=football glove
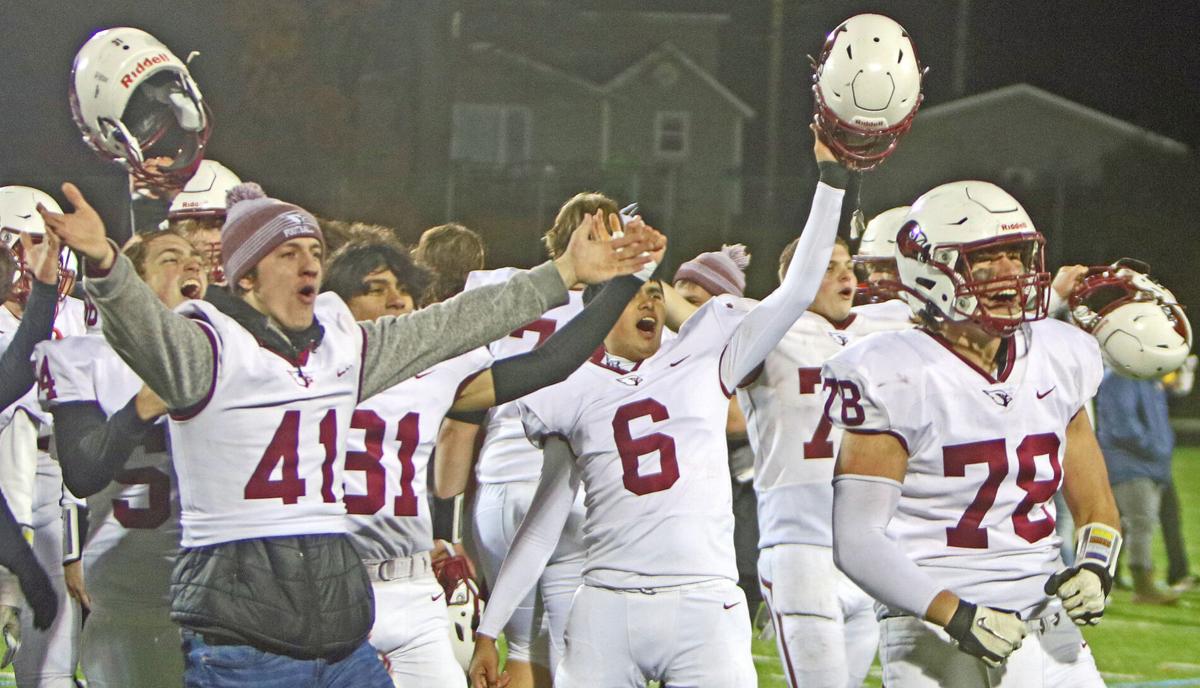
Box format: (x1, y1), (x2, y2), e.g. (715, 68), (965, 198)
(1045, 522), (1121, 626)
(944, 600), (1027, 667)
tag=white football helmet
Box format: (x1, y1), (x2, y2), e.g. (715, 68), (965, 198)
(0, 186), (78, 303)
(168, 160), (242, 221)
(854, 205), (908, 303)
(70, 27), (210, 189)
(812, 13), (924, 170)
(895, 181), (1049, 336)
(445, 573), (484, 672)
(1070, 261), (1192, 379)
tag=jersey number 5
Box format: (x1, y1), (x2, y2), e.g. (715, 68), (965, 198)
(612, 399), (679, 496)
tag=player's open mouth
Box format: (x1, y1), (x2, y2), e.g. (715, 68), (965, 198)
(839, 287), (855, 298)
(180, 278), (202, 299)
(636, 316), (657, 336)
(298, 285), (317, 303)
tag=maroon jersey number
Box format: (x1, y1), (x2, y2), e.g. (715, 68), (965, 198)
(943, 433), (1062, 548)
(113, 466), (172, 530)
(343, 409), (421, 517)
(612, 399), (680, 496)
(244, 409), (338, 505)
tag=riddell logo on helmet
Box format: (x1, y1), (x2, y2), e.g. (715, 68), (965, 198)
(1000, 222), (1028, 231)
(852, 116), (887, 129)
(120, 53), (173, 89)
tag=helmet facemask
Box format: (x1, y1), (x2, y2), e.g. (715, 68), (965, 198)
(107, 71), (211, 189)
(853, 255), (899, 304)
(897, 230), (1049, 336)
(0, 229), (77, 305)
(1070, 264), (1191, 379)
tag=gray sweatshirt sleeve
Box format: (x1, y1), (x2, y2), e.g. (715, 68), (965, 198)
(359, 260), (568, 400)
(81, 250), (214, 410)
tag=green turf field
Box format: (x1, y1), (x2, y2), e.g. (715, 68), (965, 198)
(4, 450), (1199, 687)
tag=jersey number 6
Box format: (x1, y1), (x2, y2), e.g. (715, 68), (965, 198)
(612, 399), (680, 496)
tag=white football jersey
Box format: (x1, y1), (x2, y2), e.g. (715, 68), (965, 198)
(346, 347), (490, 561)
(0, 297), (89, 525)
(740, 304), (910, 549)
(0, 296), (88, 427)
(465, 268), (584, 484)
(823, 319), (1103, 616)
(34, 333), (179, 608)
(168, 293), (362, 547)
(518, 296), (751, 589)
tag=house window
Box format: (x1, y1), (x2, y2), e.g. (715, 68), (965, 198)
(654, 111), (690, 160)
(451, 104), (532, 165)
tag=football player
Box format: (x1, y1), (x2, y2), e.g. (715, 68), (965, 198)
(826, 181), (1121, 687)
(40, 180), (659, 685)
(412, 223), (486, 306)
(325, 221), (657, 686)
(0, 224), (67, 667)
(738, 233), (910, 688)
(34, 229), (206, 686)
(469, 132), (847, 688)
(444, 193), (626, 688)
(1, 187), (88, 687)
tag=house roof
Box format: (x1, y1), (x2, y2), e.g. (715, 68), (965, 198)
(466, 42), (604, 94)
(604, 42), (755, 119)
(919, 83), (1188, 157)
(465, 40), (754, 119)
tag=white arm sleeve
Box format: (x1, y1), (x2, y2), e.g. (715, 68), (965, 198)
(832, 474), (944, 619)
(0, 411), (39, 532)
(477, 435), (580, 638)
(720, 181), (843, 390)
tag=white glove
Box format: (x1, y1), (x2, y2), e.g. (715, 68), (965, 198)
(944, 601), (1028, 667)
(1045, 566), (1107, 625)
(1046, 522), (1120, 626)
(1, 604), (20, 668)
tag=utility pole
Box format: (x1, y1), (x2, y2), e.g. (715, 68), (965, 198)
(952, 0), (971, 98)
(763, 0), (785, 217)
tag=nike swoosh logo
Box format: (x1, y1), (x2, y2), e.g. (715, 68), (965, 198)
(16, 213), (32, 219)
(723, 601), (741, 610)
(1036, 386), (1056, 399)
(669, 356), (691, 367)
(414, 370), (435, 379)
(336, 366), (353, 377)
(431, 591), (444, 602)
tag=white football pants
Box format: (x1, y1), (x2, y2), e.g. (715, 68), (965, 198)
(555, 579), (756, 688)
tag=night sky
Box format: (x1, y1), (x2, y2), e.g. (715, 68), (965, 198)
(2, 1), (1196, 181)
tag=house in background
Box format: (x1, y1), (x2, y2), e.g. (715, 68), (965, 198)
(870, 83), (1190, 265)
(446, 8), (754, 267)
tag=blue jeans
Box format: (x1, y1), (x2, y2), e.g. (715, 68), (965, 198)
(182, 630), (392, 687)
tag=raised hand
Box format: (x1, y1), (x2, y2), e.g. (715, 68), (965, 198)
(20, 230), (61, 287)
(1052, 265), (1088, 301)
(37, 183), (114, 270)
(554, 210), (666, 287)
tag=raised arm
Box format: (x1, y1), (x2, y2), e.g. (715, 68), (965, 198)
(39, 183), (213, 410)
(720, 135), (847, 390)
(360, 215), (663, 399)
(451, 275), (648, 412)
(0, 231), (65, 409)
